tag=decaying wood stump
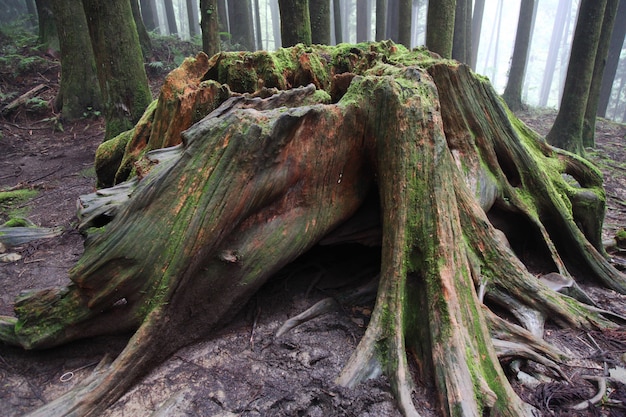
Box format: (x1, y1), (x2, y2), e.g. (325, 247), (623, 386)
(1, 42), (624, 417)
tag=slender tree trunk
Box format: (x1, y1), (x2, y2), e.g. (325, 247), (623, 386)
(386, 0), (398, 41)
(310, 0), (331, 44)
(278, 0), (311, 47)
(539, 0), (569, 107)
(164, 0), (179, 35)
(35, 0), (58, 51)
(470, 0), (485, 69)
(187, 0), (200, 36)
(375, 0), (386, 41)
(333, 0), (342, 43)
(228, 0), (255, 50)
(398, 0), (411, 47)
(546, 0), (607, 155)
(140, 0), (158, 32)
(254, 0), (263, 49)
(25, 0), (38, 28)
(131, 0), (153, 59)
(270, 0), (282, 48)
(583, 0), (619, 146)
(426, 0), (455, 58)
(557, 3), (574, 107)
(452, 0), (472, 63)
(598, 0), (626, 117)
(356, 0), (369, 42)
(82, 0), (153, 141)
(51, 0), (101, 120)
(200, 0), (220, 56)
(502, 0), (535, 111)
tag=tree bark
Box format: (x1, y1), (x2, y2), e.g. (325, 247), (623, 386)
(546, 0), (607, 155)
(164, 0), (179, 35)
(186, 0), (200, 37)
(470, 0), (485, 69)
(228, 0), (255, 50)
(502, 0), (535, 111)
(50, 0), (102, 120)
(397, 0), (411, 47)
(356, 0), (370, 43)
(426, 0), (455, 58)
(583, 0), (620, 146)
(200, 0), (220, 56)
(278, 0), (311, 47)
(375, 0), (386, 41)
(82, 0), (153, 141)
(309, 0), (331, 44)
(35, 0), (58, 51)
(539, 0), (569, 107)
(2, 42), (624, 417)
(140, 0), (158, 32)
(131, 0), (153, 59)
(333, 0), (342, 43)
(452, 0), (471, 64)
(598, 0), (626, 117)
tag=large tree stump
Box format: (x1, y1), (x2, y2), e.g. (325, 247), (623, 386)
(1, 42), (624, 417)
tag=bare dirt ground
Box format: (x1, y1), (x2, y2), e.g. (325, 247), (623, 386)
(0, 45), (625, 416)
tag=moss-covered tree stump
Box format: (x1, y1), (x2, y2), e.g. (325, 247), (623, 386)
(1, 42), (624, 417)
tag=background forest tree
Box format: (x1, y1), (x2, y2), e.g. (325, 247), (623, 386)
(5, 0), (623, 123)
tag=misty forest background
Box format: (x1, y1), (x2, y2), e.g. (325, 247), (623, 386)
(1, 0), (626, 123)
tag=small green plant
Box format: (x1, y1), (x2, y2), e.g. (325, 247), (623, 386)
(25, 96), (49, 112)
(82, 106), (102, 119)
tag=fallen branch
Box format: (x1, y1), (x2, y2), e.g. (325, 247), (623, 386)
(1, 84), (48, 116)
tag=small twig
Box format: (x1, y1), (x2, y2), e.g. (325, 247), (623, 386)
(250, 304), (261, 349)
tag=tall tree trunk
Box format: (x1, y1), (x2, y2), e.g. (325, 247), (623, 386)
(556, 1), (574, 107)
(598, 0), (626, 117)
(386, 0), (398, 41)
(51, 0), (101, 120)
(310, 0), (331, 44)
(270, 0), (282, 48)
(426, 0), (455, 58)
(253, 0), (262, 49)
(82, 0), (153, 141)
(140, 0), (158, 32)
(452, 0), (472, 63)
(3, 42), (622, 417)
(131, 0), (153, 59)
(200, 0), (220, 56)
(546, 0), (607, 155)
(356, 0), (370, 42)
(470, 0), (485, 69)
(583, 0), (620, 147)
(278, 0), (311, 47)
(539, 0), (569, 107)
(333, 0), (342, 43)
(502, 0), (535, 111)
(375, 0), (386, 41)
(398, 0), (411, 47)
(228, 0), (255, 50)
(186, 0), (200, 36)
(164, 0), (179, 35)
(35, 0), (58, 51)
(25, 0), (38, 28)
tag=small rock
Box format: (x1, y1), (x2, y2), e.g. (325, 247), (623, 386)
(0, 252), (21, 262)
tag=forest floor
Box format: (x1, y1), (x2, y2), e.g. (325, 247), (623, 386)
(0, 38), (626, 417)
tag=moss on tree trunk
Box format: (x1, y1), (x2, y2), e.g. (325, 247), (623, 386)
(1, 42), (624, 417)
(82, 0), (153, 141)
